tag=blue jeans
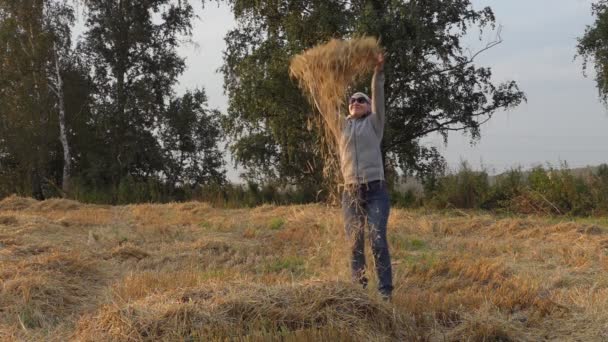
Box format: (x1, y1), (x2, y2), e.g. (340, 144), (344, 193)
(342, 180), (393, 296)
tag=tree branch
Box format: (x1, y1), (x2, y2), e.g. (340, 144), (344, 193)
(386, 108), (497, 152)
(418, 25), (503, 79)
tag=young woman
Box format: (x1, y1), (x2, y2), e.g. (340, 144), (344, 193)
(339, 54), (393, 300)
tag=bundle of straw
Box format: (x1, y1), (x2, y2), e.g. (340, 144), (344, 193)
(289, 37), (382, 192)
(290, 37), (381, 137)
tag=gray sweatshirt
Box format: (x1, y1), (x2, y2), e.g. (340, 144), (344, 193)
(338, 70), (385, 185)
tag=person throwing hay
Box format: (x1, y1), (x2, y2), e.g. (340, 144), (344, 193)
(289, 38), (392, 300)
(339, 53), (393, 300)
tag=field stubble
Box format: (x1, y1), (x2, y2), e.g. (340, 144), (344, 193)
(1, 195), (608, 341)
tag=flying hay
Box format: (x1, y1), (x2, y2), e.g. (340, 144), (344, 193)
(289, 37), (382, 195)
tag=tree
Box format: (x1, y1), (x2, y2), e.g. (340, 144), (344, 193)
(0, 0), (225, 202)
(578, 0), (608, 104)
(0, 0), (74, 199)
(162, 89), (226, 189)
(222, 0), (525, 190)
(46, 1), (76, 194)
(78, 0), (195, 188)
(76, 0), (226, 199)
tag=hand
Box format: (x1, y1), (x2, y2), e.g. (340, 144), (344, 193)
(375, 53), (385, 72)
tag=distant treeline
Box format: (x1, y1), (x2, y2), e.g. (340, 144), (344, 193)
(3, 1), (605, 215)
(0, 1), (529, 203)
(3, 154), (608, 217)
(0, 1), (224, 202)
(393, 162), (608, 217)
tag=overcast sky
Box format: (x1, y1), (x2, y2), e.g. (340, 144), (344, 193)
(171, 0), (608, 180)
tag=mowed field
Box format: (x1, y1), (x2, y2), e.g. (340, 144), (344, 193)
(1, 196), (608, 341)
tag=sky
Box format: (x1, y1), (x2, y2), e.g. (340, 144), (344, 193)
(149, 0), (608, 180)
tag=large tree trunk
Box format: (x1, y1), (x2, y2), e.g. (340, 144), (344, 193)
(25, 13), (47, 201)
(31, 167), (44, 200)
(53, 43), (71, 195)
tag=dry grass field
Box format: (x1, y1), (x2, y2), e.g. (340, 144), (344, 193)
(1, 195), (608, 341)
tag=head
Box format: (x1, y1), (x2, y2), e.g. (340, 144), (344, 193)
(348, 92), (371, 118)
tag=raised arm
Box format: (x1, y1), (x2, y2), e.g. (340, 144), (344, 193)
(371, 53), (385, 138)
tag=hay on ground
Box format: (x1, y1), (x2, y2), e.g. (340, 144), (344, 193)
(35, 198), (83, 212)
(108, 243), (150, 261)
(76, 281), (415, 341)
(0, 251), (102, 329)
(0, 195), (37, 211)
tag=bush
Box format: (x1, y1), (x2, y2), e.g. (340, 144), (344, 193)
(524, 165), (594, 215)
(590, 164), (608, 215)
(482, 167), (525, 210)
(194, 182), (320, 208)
(419, 162), (608, 216)
(427, 161), (490, 209)
(391, 188), (421, 208)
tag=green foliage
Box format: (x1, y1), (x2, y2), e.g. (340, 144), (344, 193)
(481, 167), (525, 210)
(116, 176), (165, 205)
(409, 239), (426, 251)
(0, 0), (74, 199)
(578, 0), (608, 104)
(427, 161), (490, 209)
(591, 164), (608, 214)
(0, 1), (226, 202)
(425, 163), (608, 217)
(390, 188), (421, 208)
(59, 162), (608, 216)
(265, 256), (306, 275)
(79, 0), (186, 186)
(69, 176), (169, 204)
(525, 165), (594, 216)
(162, 89), (226, 187)
(195, 182), (318, 208)
(222, 0), (525, 188)
(268, 217), (285, 230)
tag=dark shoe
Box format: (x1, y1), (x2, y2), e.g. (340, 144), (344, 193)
(357, 275), (368, 289)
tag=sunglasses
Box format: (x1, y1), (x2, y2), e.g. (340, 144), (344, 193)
(349, 97), (369, 105)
